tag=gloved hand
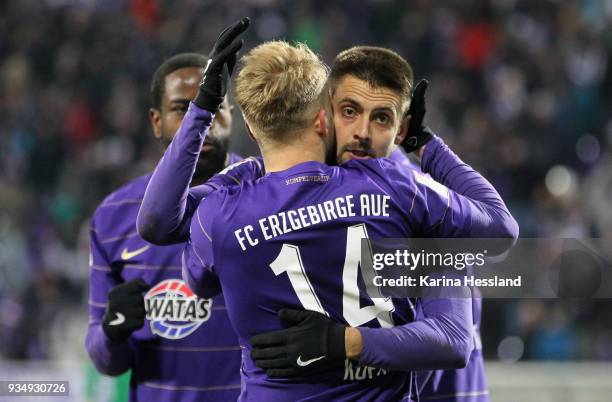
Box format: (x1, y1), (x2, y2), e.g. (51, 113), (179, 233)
(250, 309), (346, 377)
(194, 17), (251, 112)
(401, 79), (434, 153)
(102, 279), (150, 343)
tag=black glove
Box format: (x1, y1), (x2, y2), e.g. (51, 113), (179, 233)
(102, 279), (150, 343)
(250, 309), (346, 378)
(194, 17), (250, 112)
(401, 79), (434, 153)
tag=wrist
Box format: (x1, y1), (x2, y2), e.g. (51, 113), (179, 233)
(345, 327), (363, 359)
(193, 86), (223, 112)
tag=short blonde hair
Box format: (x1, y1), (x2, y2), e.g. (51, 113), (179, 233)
(235, 41), (328, 142)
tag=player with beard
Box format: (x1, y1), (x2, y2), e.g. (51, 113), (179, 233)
(326, 46), (489, 402)
(144, 33), (517, 399)
(86, 47), (246, 400)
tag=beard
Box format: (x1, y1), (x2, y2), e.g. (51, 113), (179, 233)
(325, 135), (339, 166)
(336, 139), (376, 164)
(193, 134), (230, 184)
(159, 131), (230, 185)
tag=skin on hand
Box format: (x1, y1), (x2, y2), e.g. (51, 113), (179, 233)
(345, 327), (364, 359)
(330, 75), (409, 164)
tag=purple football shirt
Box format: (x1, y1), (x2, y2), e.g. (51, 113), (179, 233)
(86, 164), (242, 402)
(138, 103), (516, 400)
(184, 151), (517, 400)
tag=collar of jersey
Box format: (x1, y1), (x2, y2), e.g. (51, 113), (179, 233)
(263, 160), (330, 180)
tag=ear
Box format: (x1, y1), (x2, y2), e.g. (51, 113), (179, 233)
(244, 121), (258, 144)
(314, 108), (329, 138)
(394, 114), (410, 145)
(150, 108), (162, 139)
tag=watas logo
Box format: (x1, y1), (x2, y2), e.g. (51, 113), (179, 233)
(144, 279), (212, 339)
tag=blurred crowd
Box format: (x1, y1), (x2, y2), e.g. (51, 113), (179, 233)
(1, 0), (611, 362)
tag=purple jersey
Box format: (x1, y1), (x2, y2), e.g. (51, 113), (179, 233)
(86, 167), (242, 402)
(391, 148), (490, 401)
(184, 154), (516, 401)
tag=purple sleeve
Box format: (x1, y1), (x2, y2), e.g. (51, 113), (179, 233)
(421, 135), (519, 243)
(137, 101), (263, 245)
(358, 295), (474, 371)
(85, 217), (133, 376)
(182, 197), (222, 299)
(177, 158), (263, 245)
(137, 102), (213, 245)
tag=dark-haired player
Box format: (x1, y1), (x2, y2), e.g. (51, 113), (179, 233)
(86, 52), (243, 402)
(328, 46), (489, 402)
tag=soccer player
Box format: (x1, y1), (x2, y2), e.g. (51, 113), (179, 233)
(138, 32), (501, 399)
(85, 51), (245, 401)
(175, 40), (517, 400)
(327, 46), (489, 401)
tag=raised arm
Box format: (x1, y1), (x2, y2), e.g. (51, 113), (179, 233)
(137, 18), (251, 245)
(138, 103), (214, 245)
(400, 79), (518, 248)
(421, 134), (519, 242)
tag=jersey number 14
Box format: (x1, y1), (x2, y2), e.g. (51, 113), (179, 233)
(269, 224), (394, 328)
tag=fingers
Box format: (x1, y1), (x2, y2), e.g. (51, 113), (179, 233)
(216, 17), (251, 51)
(278, 308), (315, 327)
(413, 79), (429, 98)
(249, 330), (287, 347)
(251, 346), (285, 360)
(130, 278), (152, 292)
(208, 39), (244, 73)
(123, 303), (146, 317)
(252, 358), (289, 369)
(410, 79), (428, 116)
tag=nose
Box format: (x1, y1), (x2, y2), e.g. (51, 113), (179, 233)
(353, 116), (371, 142)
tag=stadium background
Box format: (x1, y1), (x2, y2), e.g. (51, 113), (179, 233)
(0, 0), (611, 400)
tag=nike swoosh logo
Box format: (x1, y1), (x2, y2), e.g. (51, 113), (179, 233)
(121, 245), (151, 260)
(109, 312), (125, 326)
(296, 355), (326, 367)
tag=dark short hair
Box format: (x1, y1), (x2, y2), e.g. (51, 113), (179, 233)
(328, 46), (414, 112)
(150, 53), (208, 109)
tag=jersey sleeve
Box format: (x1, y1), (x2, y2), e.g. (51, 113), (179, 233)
(357, 294), (474, 371)
(137, 102), (214, 245)
(381, 140), (518, 249)
(421, 135), (519, 251)
(182, 195), (222, 299)
(85, 214), (134, 376)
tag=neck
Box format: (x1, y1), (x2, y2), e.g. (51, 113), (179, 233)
(260, 129), (326, 173)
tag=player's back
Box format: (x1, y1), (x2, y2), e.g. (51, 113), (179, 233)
(191, 158), (444, 401)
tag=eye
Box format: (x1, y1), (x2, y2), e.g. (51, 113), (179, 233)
(374, 113), (391, 125)
(171, 104), (188, 114)
(342, 107), (356, 118)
